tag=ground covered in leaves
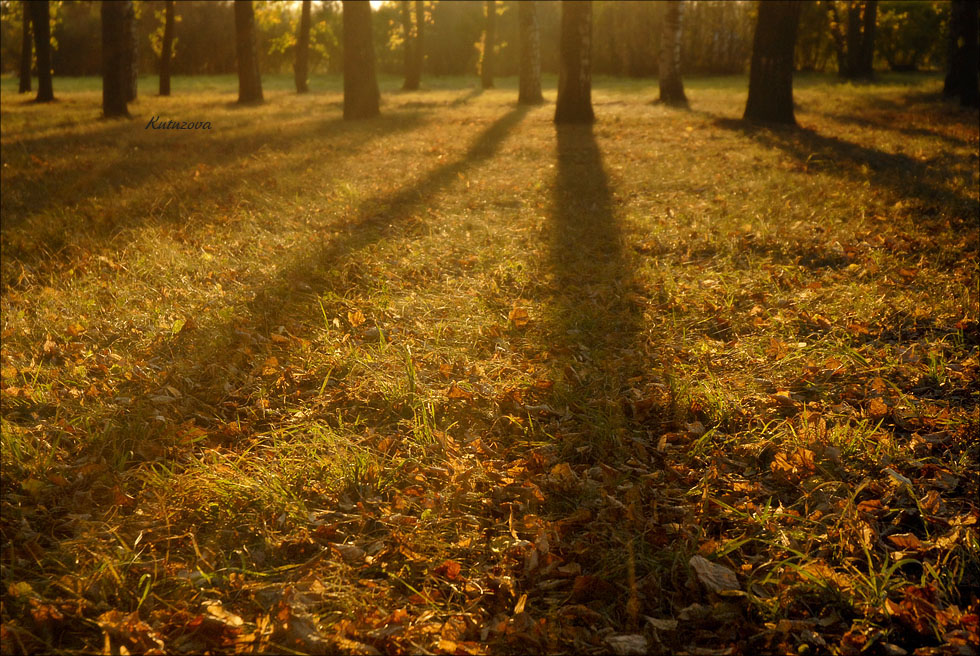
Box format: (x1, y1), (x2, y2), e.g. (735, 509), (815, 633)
(1, 73), (978, 655)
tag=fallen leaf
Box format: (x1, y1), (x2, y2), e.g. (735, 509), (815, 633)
(689, 555), (740, 593)
(508, 307), (530, 328)
(434, 560), (462, 581)
(605, 634), (648, 655)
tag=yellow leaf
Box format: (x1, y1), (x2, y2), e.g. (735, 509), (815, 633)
(348, 310), (366, 328)
(508, 307), (530, 328)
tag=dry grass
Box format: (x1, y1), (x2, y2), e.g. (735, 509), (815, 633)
(1, 72), (978, 654)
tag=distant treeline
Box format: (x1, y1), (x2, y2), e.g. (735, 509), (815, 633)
(0, 0), (950, 79)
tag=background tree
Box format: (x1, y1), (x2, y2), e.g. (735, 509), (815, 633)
(481, 0), (496, 89)
(944, 0), (980, 107)
(18, 0), (31, 93)
(744, 0), (802, 124)
(555, 0), (594, 123)
(658, 0), (687, 106)
(400, 0), (421, 89)
(826, 0), (878, 79)
(343, 0), (380, 119)
(124, 1), (138, 101)
(294, 0), (311, 92)
(413, 1), (424, 85)
(29, 0), (53, 102)
(159, 0), (175, 96)
(518, 1), (543, 104)
(235, 0), (263, 103)
(102, 0), (130, 117)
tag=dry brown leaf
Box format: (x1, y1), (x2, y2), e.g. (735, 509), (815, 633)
(689, 555), (740, 593)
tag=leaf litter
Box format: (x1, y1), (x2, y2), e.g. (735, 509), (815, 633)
(1, 77), (978, 655)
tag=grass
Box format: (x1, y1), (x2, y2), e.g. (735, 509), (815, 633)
(1, 71), (978, 655)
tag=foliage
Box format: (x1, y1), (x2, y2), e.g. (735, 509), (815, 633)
(0, 72), (977, 655)
(0, 0), (959, 79)
(876, 1), (948, 71)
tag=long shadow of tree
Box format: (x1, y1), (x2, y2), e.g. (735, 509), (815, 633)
(101, 106), (531, 451)
(712, 117), (978, 226)
(0, 112), (427, 280)
(543, 125), (645, 459)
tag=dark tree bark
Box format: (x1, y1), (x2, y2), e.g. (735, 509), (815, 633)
(825, 1), (847, 75)
(743, 0), (801, 125)
(102, 0), (130, 117)
(658, 0), (687, 106)
(831, 1), (877, 79)
(401, 0), (420, 89)
(19, 1), (31, 94)
(159, 0), (175, 96)
(481, 0), (496, 89)
(235, 0), (263, 103)
(518, 1), (543, 104)
(857, 0), (877, 78)
(944, 0), (980, 107)
(845, 0), (862, 77)
(554, 0), (594, 124)
(343, 0), (380, 119)
(29, 0), (54, 102)
(414, 1), (424, 84)
(124, 0), (138, 101)
(294, 0), (311, 93)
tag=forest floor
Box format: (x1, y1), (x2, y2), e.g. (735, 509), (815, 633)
(1, 73), (978, 655)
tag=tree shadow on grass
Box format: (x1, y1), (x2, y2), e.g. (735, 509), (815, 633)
(539, 124), (647, 465)
(0, 111), (427, 285)
(712, 117), (979, 227)
(814, 108), (977, 149)
(94, 105), (531, 448)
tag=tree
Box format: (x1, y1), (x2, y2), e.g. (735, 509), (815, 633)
(400, 0), (421, 90)
(102, 0), (131, 117)
(159, 0), (175, 96)
(555, 1), (594, 123)
(944, 0), (979, 107)
(234, 0), (263, 103)
(29, 0), (54, 102)
(413, 1), (425, 85)
(481, 0), (496, 89)
(826, 1), (878, 79)
(295, 0), (312, 93)
(744, 1), (801, 124)
(19, 1), (31, 94)
(518, 1), (544, 104)
(124, 0), (138, 101)
(658, 0), (687, 106)
(343, 0), (380, 119)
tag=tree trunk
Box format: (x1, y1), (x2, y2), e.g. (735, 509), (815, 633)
(481, 0), (496, 89)
(235, 0), (263, 103)
(743, 0), (801, 124)
(102, 0), (130, 117)
(555, 0), (594, 124)
(159, 0), (174, 96)
(295, 0), (311, 93)
(658, 0), (687, 106)
(124, 0), (138, 101)
(19, 1), (31, 94)
(845, 1), (862, 77)
(825, 1), (848, 76)
(29, 0), (54, 102)
(343, 0), (380, 119)
(414, 1), (424, 84)
(857, 0), (877, 78)
(401, 0), (419, 90)
(518, 1), (543, 104)
(944, 0), (980, 107)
